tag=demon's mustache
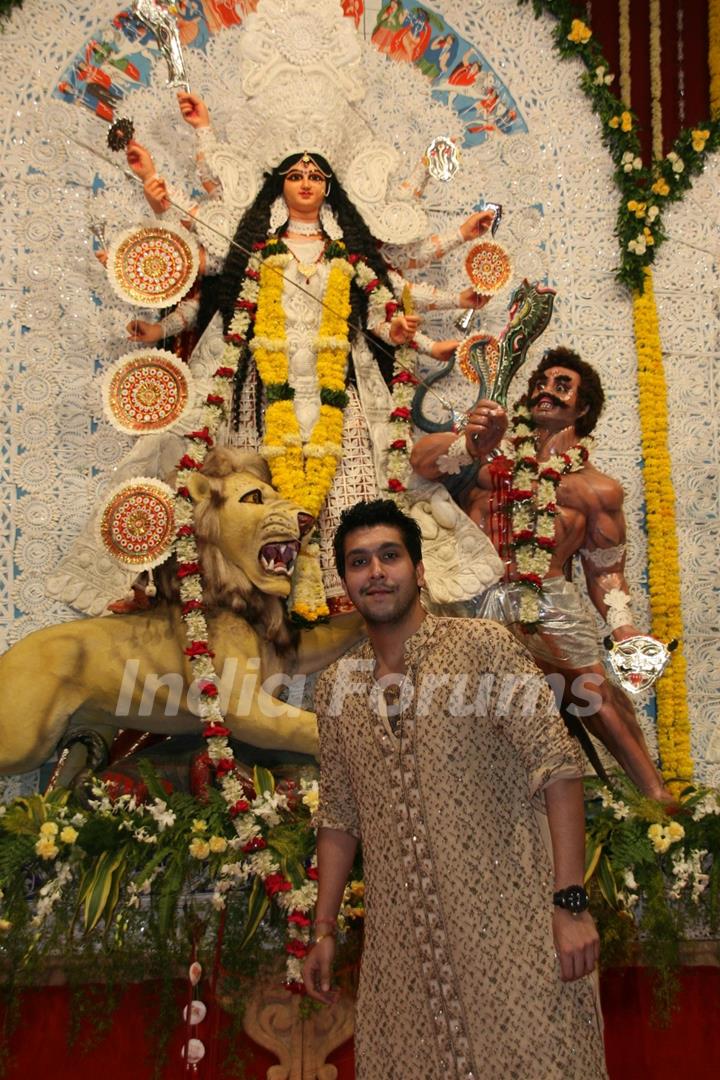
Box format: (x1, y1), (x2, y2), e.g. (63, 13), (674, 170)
(529, 392), (567, 410)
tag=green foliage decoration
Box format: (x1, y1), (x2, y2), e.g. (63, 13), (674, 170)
(518, 0), (720, 290)
(584, 776), (720, 1020)
(0, 0), (24, 24)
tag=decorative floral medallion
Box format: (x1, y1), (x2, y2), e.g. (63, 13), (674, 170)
(98, 477), (176, 569)
(464, 240), (512, 295)
(107, 224), (200, 308)
(456, 333), (500, 384)
(102, 350), (193, 435)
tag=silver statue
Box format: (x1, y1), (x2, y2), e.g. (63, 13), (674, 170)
(132, 0), (190, 91)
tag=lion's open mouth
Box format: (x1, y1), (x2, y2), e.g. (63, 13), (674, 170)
(259, 540), (300, 576)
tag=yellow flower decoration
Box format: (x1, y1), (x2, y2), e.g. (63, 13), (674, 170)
(642, 227), (655, 245)
(568, 18), (592, 44)
(255, 252), (352, 521)
(40, 821), (59, 837)
(35, 837), (59, 860)
(632, 269), (692, 793)
(189, 837), (210, 859)
(209, 835), (228, 854)
(60, 826), (78, 845)
(651, 177), (670, 197)
(691, 128), (710, 152)
(192, 819), (208, 833)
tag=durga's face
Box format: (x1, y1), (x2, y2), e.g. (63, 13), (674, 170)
(282, 161), (327, 218)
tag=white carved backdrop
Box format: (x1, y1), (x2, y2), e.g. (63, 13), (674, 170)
(0, 0), (715, 799)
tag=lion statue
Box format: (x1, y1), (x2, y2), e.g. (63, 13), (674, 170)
(0, 449), (364, 777)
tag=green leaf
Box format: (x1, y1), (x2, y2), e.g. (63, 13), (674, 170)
(597, 853), (619, 910)
(253, 765), (275, 798)
(157, 852), (187, 938)
(81, 848), (128, 932)
(584, 839), (602, 883)
(237, 876), (270, 952)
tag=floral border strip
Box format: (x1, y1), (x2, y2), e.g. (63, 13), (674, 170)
(632, 269), (692, 788)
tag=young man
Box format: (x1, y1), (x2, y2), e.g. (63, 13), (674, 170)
(303, 499), (607, 1080)
(410, 346), (673, 804)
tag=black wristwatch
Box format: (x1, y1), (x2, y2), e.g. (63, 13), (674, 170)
(553, 885), (589, 914)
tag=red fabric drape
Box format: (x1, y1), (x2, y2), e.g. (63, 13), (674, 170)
(589, 0), (711, 159)
(2, 968), (719, 1079)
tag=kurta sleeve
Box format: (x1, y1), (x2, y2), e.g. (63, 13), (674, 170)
(486, 626), (585, 798)
(314, 670), (361, 839)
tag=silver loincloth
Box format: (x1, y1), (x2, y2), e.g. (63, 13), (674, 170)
(467, 577), (603, 669)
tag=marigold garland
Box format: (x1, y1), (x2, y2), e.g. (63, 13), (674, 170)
(632, 268), (693, 791)
(251, 242), (351, 522)
(710, 0), (720, 118)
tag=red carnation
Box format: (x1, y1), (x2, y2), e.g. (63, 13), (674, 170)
(512, 529), (533, 544)
(203, 722), (231, 739)
(184, 640), (214, 658)
(285, 939), (309, 959)
(176, 485), (192, 500)
(391, 370), (417, 385)
(509, 488), (533, 501)
(178, 454), (202, 471)
(306, 866), (319, 880)
(197, 680), (219, 698)
(235, 299), (257, 312)
(540, 467), (561, 483)
(187, 427), (213, 446)
(387, 478), (406, 493)
(229, 798), (250, 816)
(536, 536), (556, 550)
(264, 872), (292, 897)
(347, 253), (360, 264)
(363, 277), (380, 294)
(520, 572), (543, 589)
(252, 241), (266, 251)
(215, 757), (235, 776)
(176, 524), (194, 538)
(225, 333), (246, 346)
(213, 366), (235, 378)
(176, 561), (201, 578)
(182, 599), (203, 615)
(390, 438), (407, 451)
(242, 837), (267, 853)
(390, 406), (411, 421)
(288, 911), (312, 927)
(385, 301), (399, 321)
(206, 394), (225, 406)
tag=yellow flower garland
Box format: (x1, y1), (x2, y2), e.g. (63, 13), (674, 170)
(710, 0), (720, 118)
(253, 252), (353, 520)
(632, 268), (693, 792)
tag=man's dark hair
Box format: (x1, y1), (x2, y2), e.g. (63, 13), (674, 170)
(333, 499), (423, 579)
(526, 346), (605, 437)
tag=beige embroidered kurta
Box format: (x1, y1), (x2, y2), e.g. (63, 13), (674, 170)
(315, 613), (607, 1080)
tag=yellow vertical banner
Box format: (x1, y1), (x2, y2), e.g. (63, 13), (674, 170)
(710, 0), (720, 117)
(632, 269), (693, 791)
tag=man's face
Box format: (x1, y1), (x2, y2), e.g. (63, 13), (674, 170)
(527, 365), (588, 431)
(341, 525), (424, 626)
